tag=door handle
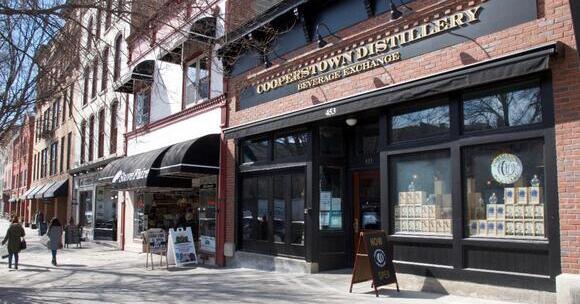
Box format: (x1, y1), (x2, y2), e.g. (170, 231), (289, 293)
(354, 218), (359, 233)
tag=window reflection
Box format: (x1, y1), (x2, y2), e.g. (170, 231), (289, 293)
(242, 138), (269, 164)
(463, 84), (542, 132)
(291, 174), (305, 245)
(274, 132), (309, 159)
(391, 105), (450, 142)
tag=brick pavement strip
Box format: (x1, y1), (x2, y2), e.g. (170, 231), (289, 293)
(0, 220), (518, 304)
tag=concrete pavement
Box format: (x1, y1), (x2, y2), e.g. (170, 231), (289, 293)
(0, 219), (522, 304)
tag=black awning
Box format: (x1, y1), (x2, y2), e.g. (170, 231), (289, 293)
(224, 43), (559, 139)
(21, 185), (40, 200)
(113, 60), (155, 93)
(43, 179), (68, 199)
(99, 147), (192, 190)
(34, 182), (55, 199)
(159, 134), (220, 178)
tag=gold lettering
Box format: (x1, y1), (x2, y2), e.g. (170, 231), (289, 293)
(450, 13), (465, 27)
(356, 46), (370, 60)
(464, 6), (481, 22)
(375, 39), (388, 53)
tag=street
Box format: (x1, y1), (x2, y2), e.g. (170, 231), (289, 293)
(0, 220), (519, 304)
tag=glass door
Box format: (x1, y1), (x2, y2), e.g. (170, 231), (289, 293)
(352, 170), (380, 252)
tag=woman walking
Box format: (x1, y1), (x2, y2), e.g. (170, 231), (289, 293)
(2, 216), (25, 269)
(47, 218), (63, 266)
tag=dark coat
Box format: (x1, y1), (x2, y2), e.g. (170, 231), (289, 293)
(2, 223), (25, 253)
(47, 225), (63, 251)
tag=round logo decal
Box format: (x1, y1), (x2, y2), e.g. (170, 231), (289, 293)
(491, 153), (523, 184)
(373, 249), (386, 268)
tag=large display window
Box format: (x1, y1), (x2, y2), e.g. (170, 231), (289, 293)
(390, 150), (452, 236)
(463, 140), (545, 239)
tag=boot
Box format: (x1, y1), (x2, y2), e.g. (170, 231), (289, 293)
(51, 258), (56, 266)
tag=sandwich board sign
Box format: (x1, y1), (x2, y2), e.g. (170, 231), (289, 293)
(349, 230), (399, 297)
(167, 227), (197, 267)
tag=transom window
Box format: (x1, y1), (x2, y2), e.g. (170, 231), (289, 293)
(390, 102), (450, 143)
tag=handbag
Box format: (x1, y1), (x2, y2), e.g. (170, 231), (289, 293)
(20, 239), (27, 250)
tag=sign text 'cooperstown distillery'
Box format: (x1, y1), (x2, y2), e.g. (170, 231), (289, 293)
(254, 6), (482, 94)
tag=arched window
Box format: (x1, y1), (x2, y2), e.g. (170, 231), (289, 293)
(86, 16), (93, 51)
(88, 115), (95, 162)
(80, 120), (87, 164)
(98, 108), (105, 158)
(105, 0), (112, 29)
(114, 34), (122, 81)
(110, 101), (118, 154)
(92, 59), (98, 99)
(83, 67), (90, 105)
(101, 47), (109, 91)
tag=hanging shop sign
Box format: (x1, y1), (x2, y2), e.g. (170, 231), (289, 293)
(350, 230), (399, 297)
(238, 0), (539, 110)
(167, 227), (198, 267)
(491, 153), (523, 184)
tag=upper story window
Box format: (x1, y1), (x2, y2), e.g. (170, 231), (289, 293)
(83, 67), (90, 105)
(110, 101), (118, 154)
(105, 0), (113, 30)
(96, 9), (102, 39)
(113, 34), (122, 81)
(88, 115), (95, 162)
(91, 59), (98, 99)
(274, 132), (309, 160)
(134, 87), (151, 130)
(52, 98), (60, 130)
(183, 56), (209, 108)
(101, 47), (109, 92)
(98, 108), (105, 158)
(86, 16), (93, 51)
(241, 137), (269, 164)
(80, 120), (86, 164)
(462, 82), (542, 133)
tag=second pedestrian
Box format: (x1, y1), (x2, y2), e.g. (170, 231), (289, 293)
(47, 218), (63, 266)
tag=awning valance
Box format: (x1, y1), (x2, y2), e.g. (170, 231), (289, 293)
(21, 185), (40, 200)
(43, 179), (68, 199)
(224, 43), (560, 139)
(34, 182), (55, 199)
(113, 60), (155, 93)
(159, 134), (220, 178)
(99, 147), (191, 190)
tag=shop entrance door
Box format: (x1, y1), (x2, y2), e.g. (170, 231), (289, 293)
(352, 170), (380, 256)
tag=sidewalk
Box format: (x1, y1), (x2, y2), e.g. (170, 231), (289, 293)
(0, 219), (523, 304)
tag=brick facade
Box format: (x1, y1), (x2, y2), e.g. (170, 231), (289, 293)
(223, 0), (580, 275)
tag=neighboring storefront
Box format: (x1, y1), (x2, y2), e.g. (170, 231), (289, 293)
(220, 0), (579, 297)
(102, 133), (221, 264)
(70, 159), (120, 242)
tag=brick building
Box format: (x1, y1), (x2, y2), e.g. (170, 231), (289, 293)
(10, 115), (35, 225)
(219, 0), (580, 302)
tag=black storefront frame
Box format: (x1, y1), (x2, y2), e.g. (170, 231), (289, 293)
(234, 72), (560, 290)
(379, 73), (559, 291)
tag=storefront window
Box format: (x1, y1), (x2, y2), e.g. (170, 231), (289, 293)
(79, 190), (93, 229)
(390, 104), (450, 142)
(463, 83), (542, 132)
(291, 174), (305, 245)
(319, 167), (342, 230)
(273, 175), (286, 243)
(274, 132), (309, 159)
(241, 138), (269, 164)
(94, 187), (117, 241)
(256, 177), (269, 241)
(320, 127), (344, 156)
(199, 178), (217, 253)
(463, 140), (545, 239)
(241, 177), (256, 240)
(133, 193), (148, 238)
(391, 151), (452, 236)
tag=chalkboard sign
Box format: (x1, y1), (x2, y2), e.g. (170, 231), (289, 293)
(350, 230), (399, 297)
